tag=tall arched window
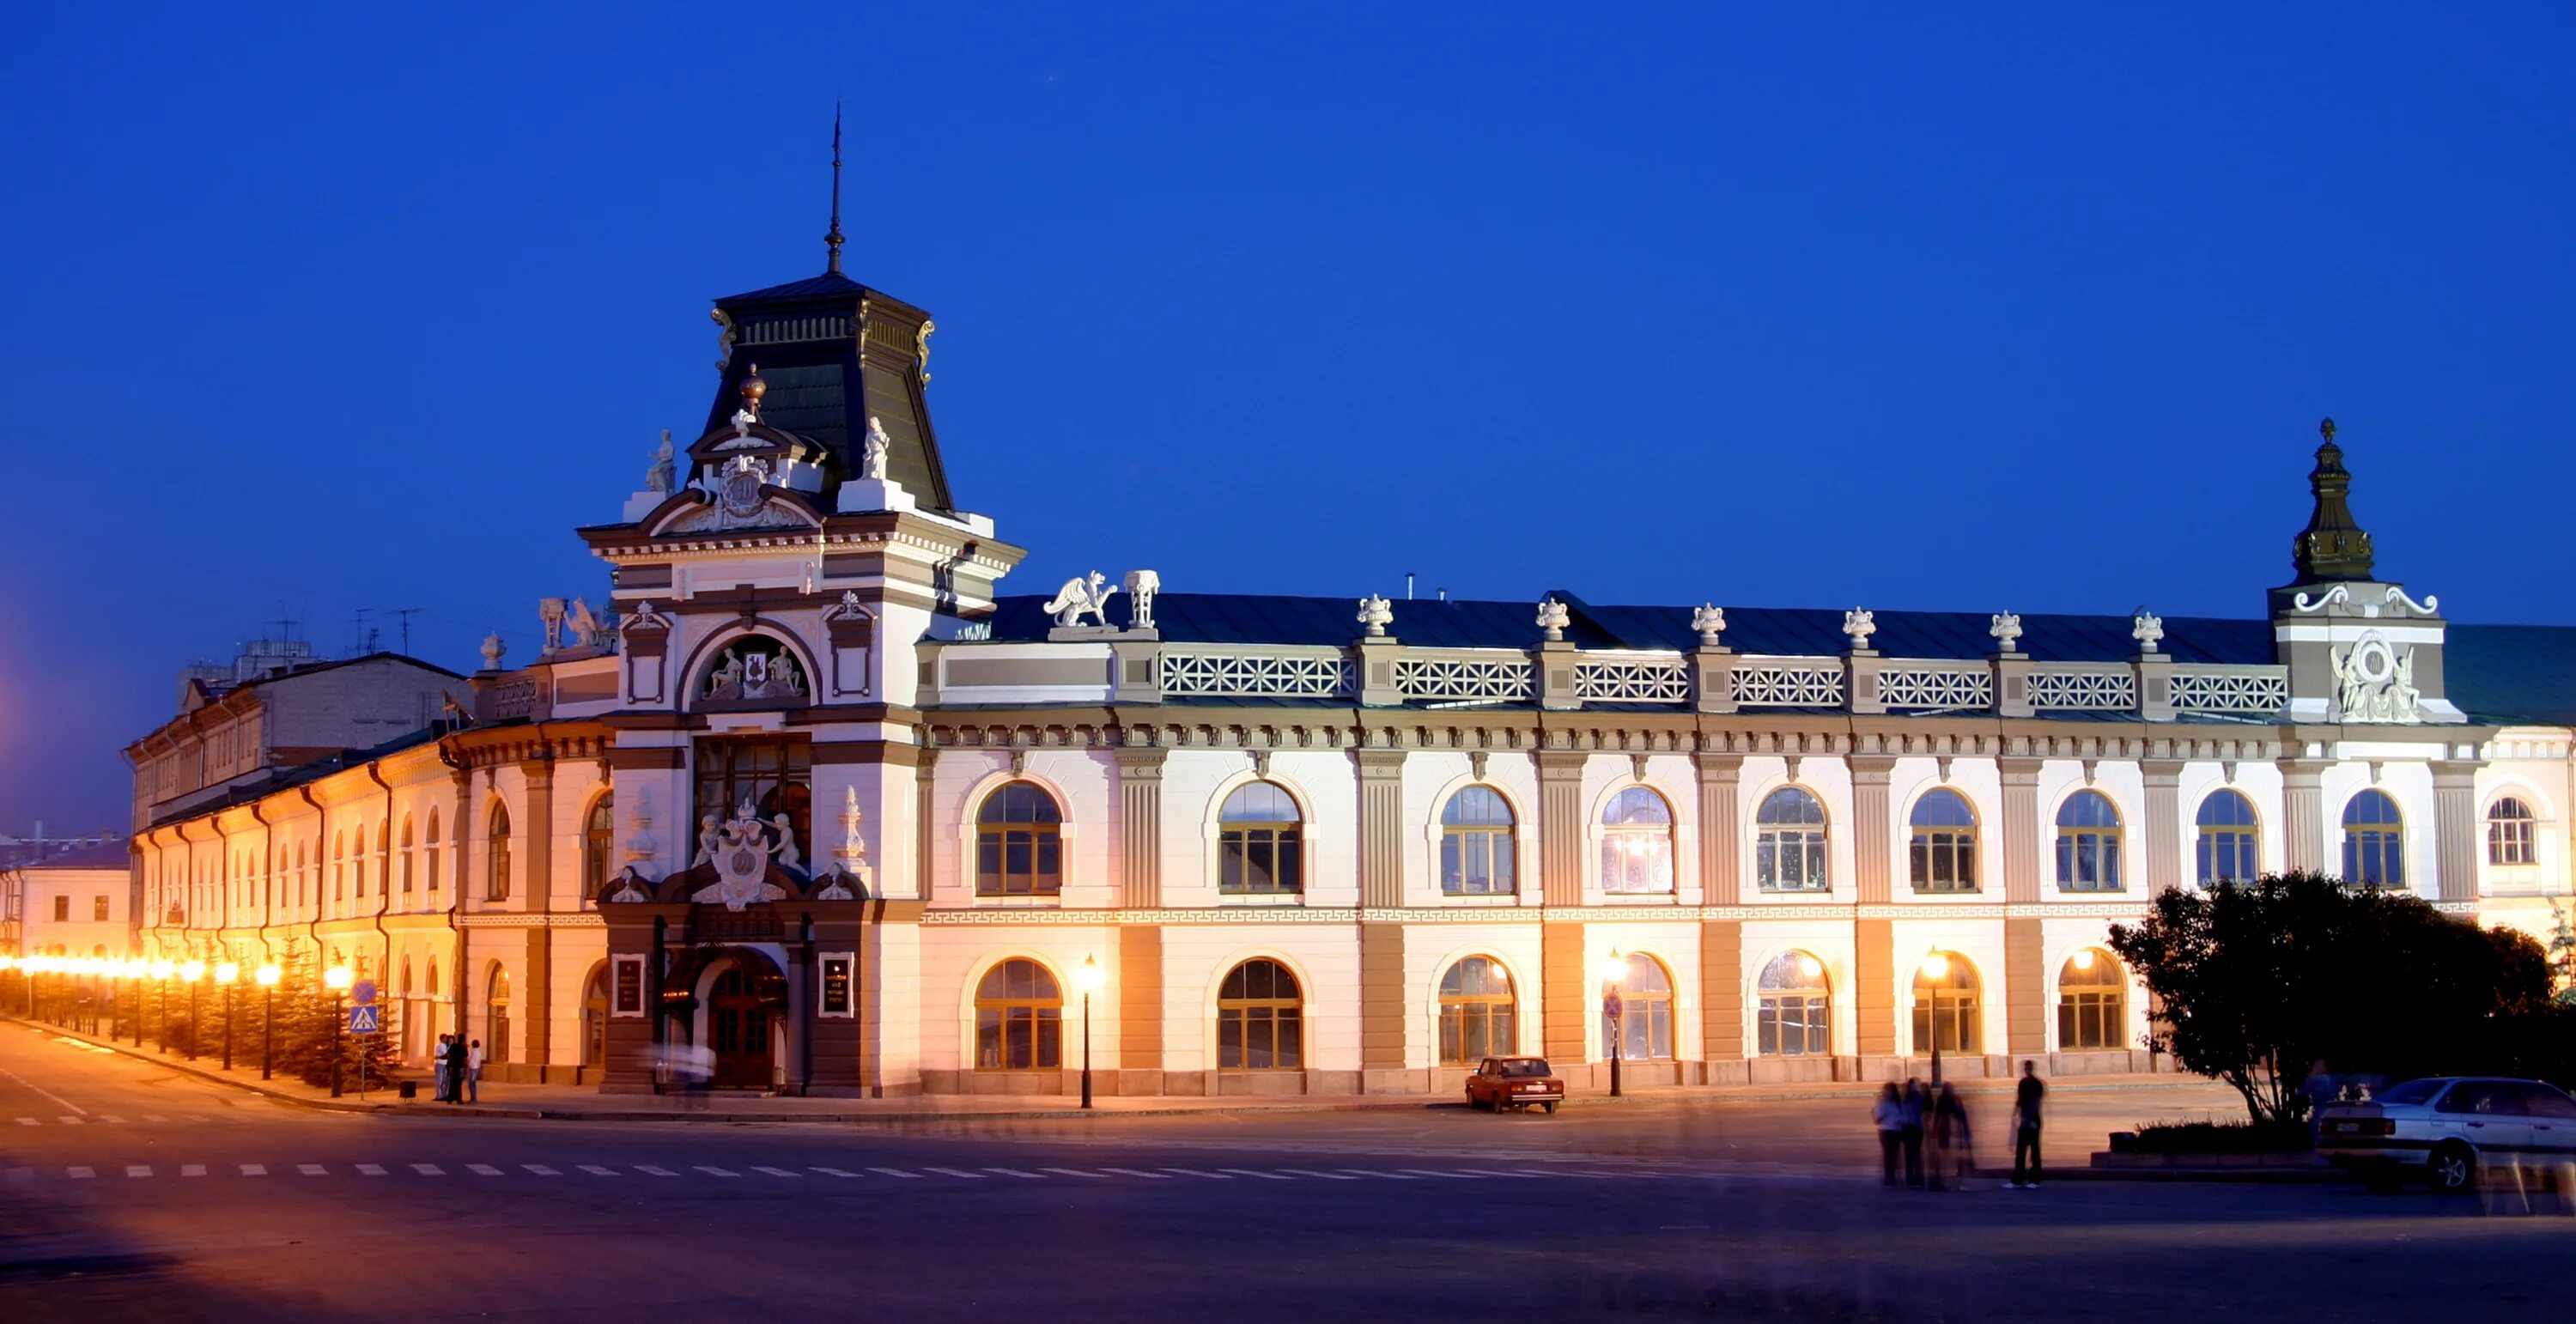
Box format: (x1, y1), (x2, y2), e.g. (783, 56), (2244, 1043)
(1218, 959), (1302, 1069)
(424, 809), (443, 896)
(1757, 951), (1831, 1057)
(1907, 788), (1978, 893)
(1439, 787), (1516, 896)
(1602, 953), (1674, 1061)
(2342, 790), (2405, 887)
(974, 958), (1062, 1069)
(583, 794), (617, 902)
(486, 965), (511, 1064)
(2057, 949), (2126, 1051)
(2055, 790), (2123, 891)
(1600, 787), (1674, 894)
(398, 817), (416, 897)
(1911, 952), (1982, 1054)
(486, 804), (513, 902)
(2196, 789), (2260, 885)
(1757, 787), (1830, 892)
(975, 783), (1065, 897)
(294, 842), (306, 910)
(355, 823), (372, 900)
(398, 957), (415, 1058)
(2488, 796), (2538, 866)
(332, 829), (347, 902)
(1437, 957), (1516, 1065)
(1218, 782), (1303, 895)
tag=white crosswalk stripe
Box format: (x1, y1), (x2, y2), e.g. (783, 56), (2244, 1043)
(240, 1163), (266, 1176)
(1042, 1166), (1109, 1178)
(125, 1164), (151, 1178)
(1338, 1169), (1416, 1179)
(922, 1167), (986, 1179)
(1218, 1169), (1293, 1180)
(180, 1164), (204, 1177)
(1278, 1169), (1360, 1181)
(524, 1164), (561, 1176)
(636, 1165), (677, 1177)
(1098, 1167), (1170, 1179)
(297, 1163), (327, 1176)
(99, 1115), (127, 1124)
(867, 1167), (923, 1179)
(579, 1165), (619, 1176)
(811, 1167), (863, 1178)
(13, 1118), (33, 1126)
(982, 1167), (1046, 1178)
(412, 1163), (446, 1176)
(58, 1116), (82, 1126)
(356, 1164), (387, 1176)
(1160, 1168), (1231, 1179)
(1400, 1169), (1482, 1179)
(467, 1163), (504, 1176)
(751, 1167), (800, 1178)
(695, 1166), (739, 1178)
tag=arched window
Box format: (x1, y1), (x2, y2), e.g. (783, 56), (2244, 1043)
(1757, 787), (1829, 892)
(2342, 790), (2405, 887)
(424, 809), (443, 896)
(1600, 787), (1674, 894)
(1911, 952), (1982, 1054)
(398, 817), (416, 896)
(2488, 796), (2538, 866)
(294, 842), (306, 910)
(1757, 951), (1831, 1057)
(486, 965), (511, 1064)
(1437, 957), (1516, 1065)
(1439, 787), (1516, 896)
(486, 804), (513, 902)
(975, 783), (1065, 897)
(355, 823), (372, 900)
(1218, 782), (1303, 895)
(583, 794), (616, 902)
(1907, 788), (1978, 893)
(1601, 953), (1674, 1061)
(974, 959), (1062, 1069)
(332, 829), (347, 902)
(1218, 959), (1302, 1069)
(2055, 791), (2123, 891)
(2196, 789), (2260, 886)
(2057, 949), (2126, 1051)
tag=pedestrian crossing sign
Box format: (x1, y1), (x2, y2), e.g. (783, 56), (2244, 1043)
(349, 1004), (381, 1035)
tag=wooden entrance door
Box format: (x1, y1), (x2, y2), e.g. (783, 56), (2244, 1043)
(708, 967), (774, 1089)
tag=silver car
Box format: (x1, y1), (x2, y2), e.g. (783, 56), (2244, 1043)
(2316, 1077), (2576, 1193)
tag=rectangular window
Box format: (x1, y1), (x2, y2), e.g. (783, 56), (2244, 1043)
(93, 896), (108, 921)
(52, 896), (70, 922)
(2197, 829), (2258, 885)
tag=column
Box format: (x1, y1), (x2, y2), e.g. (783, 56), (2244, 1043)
(1698, 920), (1744, 1077)
(1352, 750), (1406, 909)
(2142, 760), (2183, 894)
(448, 768), (472, 1039)
(1535, 750), (1586, 907)
(1115, 748), (1167, 908)
(2000, 756), (2043, 903)
(1534, 748), (1589, 1075)
(1694, 752), (1743, 900)
(2433, 762), (2482, 902)
(1854, 918), (1895, 1061)
(2280, 760), (2328, 874)
(1850, 756), (1895, 905)
(520, 758), (555, 1078)
(1352, 747), (1410, 1091)
(2005, 917), (2046, 1056)
(1118, 925), (1163, 1090)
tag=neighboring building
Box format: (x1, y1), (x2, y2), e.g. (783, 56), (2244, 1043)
(4, 841), (135, 959)
(130, 234), (2576, 1097)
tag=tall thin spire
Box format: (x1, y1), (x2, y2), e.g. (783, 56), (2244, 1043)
(824, 103), (846, 274)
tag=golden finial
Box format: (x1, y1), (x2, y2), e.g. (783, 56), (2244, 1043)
(2318, 416), (2336, 445)
(738, 363), (767, 418)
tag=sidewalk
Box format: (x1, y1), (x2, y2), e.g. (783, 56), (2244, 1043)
(13, 1017), (2218, 1126)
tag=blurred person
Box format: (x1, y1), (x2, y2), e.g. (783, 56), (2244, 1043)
(1930, 1082), (1972, 1190)
(2009, 1060), (2046, 1188)
(1872, 1083), (1905, 1186)
(443, 1033), (468, 1105)
(466, 1037), (484, 1103)
(1900, 1078), (1928, 1187)
(432, 1034), (454, 1102)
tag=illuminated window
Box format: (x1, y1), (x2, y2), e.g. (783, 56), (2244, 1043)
(583, 794), (616, 902)
(1438, 957), (1516, 1065)
(2488, 797), (2537, 866)
(1758, 951), (1831, 1056)
(693, 736), (811, 864)
(1908, 788), (1978, 893)
(2342, 790), (2404, 887)
(2196, 790), (2260, 885)
(398, 816), (416, 896)
(975, 959), (1061, 1070)
(1600, 787), (1674, 894)
(1911, 953), (1982, 1054)
(424, 809), (442, 896)
(1439, 787), (1516, 896)
(1217, 959), (1302, 1069)
(1757, 787), (1830, 892)
(486, 964), (511, 1063)
(1218, 782), (1302, 895)
(1601, 953), (1674, 1060)
(2055, 791), (2123, 891)
(976, 783), (1064, 897)
(486, 805), (513, 902)
(2057, 950), (2126, 1051)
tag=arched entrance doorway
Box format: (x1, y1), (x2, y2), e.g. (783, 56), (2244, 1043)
(688, 950), (787, 1090)
(580, 964), (610, 1073)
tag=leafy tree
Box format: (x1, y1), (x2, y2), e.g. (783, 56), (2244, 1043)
(2549, 902), (2576, 1006)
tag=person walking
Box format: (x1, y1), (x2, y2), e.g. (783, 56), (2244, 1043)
(1872, 1083), (1906, 1186)
(1930, 1082), (1972, 1190)
(2009, 1060), (2046, 1188)
(432, 1034), (453, 1103)
(443, 1033), (468, 1105)
(1899, 1079), (1928, 1188)
(465, 1037), (484, 1104)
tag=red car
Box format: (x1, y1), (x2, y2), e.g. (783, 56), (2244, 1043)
(1466, 1056), (1564, 1113)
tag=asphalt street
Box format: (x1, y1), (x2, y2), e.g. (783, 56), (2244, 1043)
(4, 1024), (2573, 1321)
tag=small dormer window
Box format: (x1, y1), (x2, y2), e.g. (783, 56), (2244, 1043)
(701, 635), (809, 707)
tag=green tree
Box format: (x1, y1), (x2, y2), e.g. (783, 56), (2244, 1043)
(2548, 902), (2576, 1006)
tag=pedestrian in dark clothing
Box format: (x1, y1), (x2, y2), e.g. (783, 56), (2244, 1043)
(443, 1034), (469, 1105)
(1871, 1083), (1905, 1186)
(2010, 1060), (2046, 1187)
(1930, 1082), (1972, 1190)
(1899, 1079), (1928, 1187)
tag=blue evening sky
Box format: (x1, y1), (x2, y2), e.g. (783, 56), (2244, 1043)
(3, 3), (2569, 833)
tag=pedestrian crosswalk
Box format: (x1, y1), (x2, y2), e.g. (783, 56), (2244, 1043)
(0, 1159), (1738, 1186)
(10, 1114), (217, 1127)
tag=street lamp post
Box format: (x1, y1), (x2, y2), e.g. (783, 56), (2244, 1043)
(256, 963), (281, 1080)
(325, 966), (355, 1097)
(1076, 955), (1103, 1111)
(181, 961), (206, 1060)
(1920, 951), (1949, 1086)
(216, 963), (240, 1071)
(1599, 949), (1631, 1099)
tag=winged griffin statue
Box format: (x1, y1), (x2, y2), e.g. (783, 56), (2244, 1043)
(1043, 572), (1121, 628)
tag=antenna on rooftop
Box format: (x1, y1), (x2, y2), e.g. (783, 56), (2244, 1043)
(386, 608), (421, 656)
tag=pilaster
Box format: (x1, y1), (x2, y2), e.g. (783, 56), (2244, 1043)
(1535, 749), (1588, 908)
(2433, 761), (2482, 902)
(1694, 752), (1743, 899)
(1999, 756), (2043, 903)
(519, 759), (554, 1073)
(1352, 749), (1408, 909)
(1115, 748), (1168, 908)
(1699, 919), (1744, 1064)
(2280, 759), (2329, 874)
(2141, 759), (2183, 894)
(1850, 755), (1895, 904)
(2004, 916), (2045, 1055)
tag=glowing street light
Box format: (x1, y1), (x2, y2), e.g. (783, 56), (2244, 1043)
(1599, 949), (1632, 1099)
(1075, 955), (1104, 1111)
(325, 966), (355, 1097)
(1919, 951), (1953, 1085)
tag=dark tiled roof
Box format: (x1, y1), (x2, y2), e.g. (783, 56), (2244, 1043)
(142, 726), (447, 832)
(720, 270), (880, 303)
(2445, 625), (2576, 726)
(988, 592), (2276, 665)
(13, 841), (130, 871)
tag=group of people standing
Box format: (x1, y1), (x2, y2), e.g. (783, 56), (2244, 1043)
(430, 1033), (483, 1104)
(1873, 1060), (2047, 1190)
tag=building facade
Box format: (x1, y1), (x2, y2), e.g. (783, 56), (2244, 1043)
(128, 247), (2576, 1096)
(3, 841), (136, 961)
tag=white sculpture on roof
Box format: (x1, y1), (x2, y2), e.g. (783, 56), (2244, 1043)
(2132, 610), (2165, 653)
(1990, 611), (2023, 652)
(647, 430), (676, 494)
(1842, 608), (1876, 652)
(1537, 598), (1570, 641)
(1358, 595), (1393, 637)
(1692, 604), (1727, 647)
(1125, 570), (1161, 630)
(2332, 631), (2421, 724)
(860, 416), (891, 481)
(1043, 572), (1120, 628)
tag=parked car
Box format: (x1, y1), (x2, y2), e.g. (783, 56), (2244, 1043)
(1466, 1056), (1563, 1113)
(2316, 1076), (2576, 1192)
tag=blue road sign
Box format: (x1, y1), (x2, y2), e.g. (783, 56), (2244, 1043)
(349, 1004), (380, 1036)
(353, 979), (377, 1005)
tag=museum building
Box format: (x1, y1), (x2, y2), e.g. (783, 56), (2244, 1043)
(124, 237), (2576, 1096)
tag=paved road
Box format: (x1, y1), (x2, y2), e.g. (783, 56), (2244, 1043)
(6, 1024), (2573, 1321)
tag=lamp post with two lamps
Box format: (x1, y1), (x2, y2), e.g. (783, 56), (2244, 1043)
(1919, 951), (1950, 1086)
(325, 966), (355, 1096)
(1076, 955), (1103, 1110)
(256, 963), (282, 1080)
(1599, 949), (1632, 1099)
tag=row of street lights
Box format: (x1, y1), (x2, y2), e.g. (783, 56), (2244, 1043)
(2, 952), (343, 1083)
